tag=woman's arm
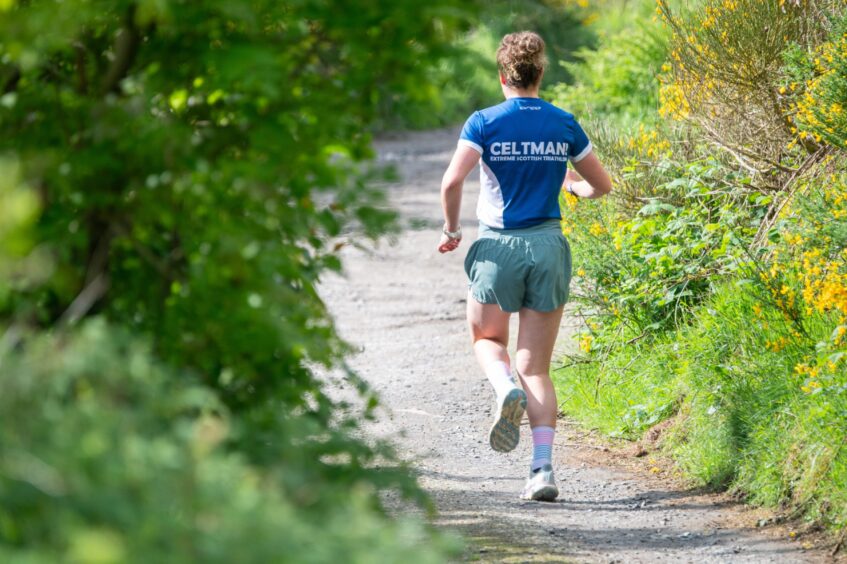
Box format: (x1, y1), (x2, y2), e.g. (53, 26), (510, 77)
(565, 152), (612, 199)
(438, 144), (480, 253)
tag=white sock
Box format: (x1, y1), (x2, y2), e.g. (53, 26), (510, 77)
(485, 360), (518, 400)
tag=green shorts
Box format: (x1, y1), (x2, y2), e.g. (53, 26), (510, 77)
(463, 219), (572, 313)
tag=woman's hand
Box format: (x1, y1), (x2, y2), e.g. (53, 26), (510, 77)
(566, 153), (612, 199)
(438, 232), (462, 253)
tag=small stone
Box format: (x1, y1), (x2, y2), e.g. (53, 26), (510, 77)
(632, 445), (649, 457)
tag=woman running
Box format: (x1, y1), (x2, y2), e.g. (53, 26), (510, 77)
(437, 31), (612, 501)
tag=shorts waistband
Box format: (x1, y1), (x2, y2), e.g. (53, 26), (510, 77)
(478, 219), (562, 239)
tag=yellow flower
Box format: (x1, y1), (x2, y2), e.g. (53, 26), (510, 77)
(589, 222), (606, 237)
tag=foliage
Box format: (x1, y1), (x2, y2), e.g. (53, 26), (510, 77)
(554, 275), (847, 528)
(656, 0), (844, 184)
(0, 0), (473, 462)
(382, 0), (595, 129)
(782, 14), (847, 150)
(0, 159), (50, 305)
(551, 0), (847, 531)
(563, 151), (763, 341)
(0, 0), (478, 559)
(0, 321), (460, 563)
(548, 17), (667, 126)
(0, 0), (476, 409)
(761, 166), (847, 396)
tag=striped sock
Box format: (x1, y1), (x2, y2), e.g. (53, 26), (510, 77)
(531, 426), (555, 471)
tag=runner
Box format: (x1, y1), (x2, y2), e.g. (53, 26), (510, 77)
(437, 31), (612, 501)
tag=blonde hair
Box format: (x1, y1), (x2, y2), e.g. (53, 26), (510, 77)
(496, 31), (547, 89)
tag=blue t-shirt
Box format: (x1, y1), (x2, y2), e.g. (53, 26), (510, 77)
(459, 97), (592, 229)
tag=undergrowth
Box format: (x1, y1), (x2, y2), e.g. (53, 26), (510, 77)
(551, 0), (847, 533)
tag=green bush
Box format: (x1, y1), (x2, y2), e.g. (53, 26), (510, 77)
(562, 141), (763, 343)
(0, 0), (476, 412)
(548, 19), (667, 126)
(0, 0), (473, 456)
(555, 272), (847, 527)
(0, 1), (478, 559)
(380, 0), (595, 129)
(552, 0), (847, 532)
(0, 321), (459, 563)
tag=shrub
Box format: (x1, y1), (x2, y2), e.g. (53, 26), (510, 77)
(0, 321), (459, 563)
(380, 0), (595, 129)
(782, 14), (847, 150)
(656, 0), (844, 182)
(0, 0), (475, 474)
(548, 18), (668, 126)
(0, 1), (479, 558)
(562, 137), (762, 343)
(552, 0), (847, 531)
(554, 269), (847, 527)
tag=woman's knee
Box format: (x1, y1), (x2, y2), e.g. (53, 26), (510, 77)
(470, 331), (507, 349)
(467, 302), (510, 344)
(515, 350), (551, 377)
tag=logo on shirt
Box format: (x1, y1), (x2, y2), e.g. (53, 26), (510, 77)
(489, 141), (569, 162)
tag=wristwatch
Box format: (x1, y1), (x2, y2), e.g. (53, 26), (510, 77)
(442, 224), (462, 239)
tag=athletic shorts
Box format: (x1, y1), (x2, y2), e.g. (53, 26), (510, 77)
(463, 219), (572, 313)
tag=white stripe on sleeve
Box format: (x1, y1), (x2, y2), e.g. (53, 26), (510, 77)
(569, 142), (593, 163)
(458, 138), (483, 154)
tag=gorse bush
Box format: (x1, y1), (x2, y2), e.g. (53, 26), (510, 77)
(656, 0), (842, 178)
(563, 155), (762, 339)
(762, 168), (847, 392)
(552, 0), (847, 532)
(783, 14), (847, 149)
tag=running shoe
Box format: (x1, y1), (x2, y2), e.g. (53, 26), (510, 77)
(520, 464), (559, 501)
(488, 387), (527, 452)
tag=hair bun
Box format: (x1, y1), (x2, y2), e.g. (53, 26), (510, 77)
(496, 31), (547, 89)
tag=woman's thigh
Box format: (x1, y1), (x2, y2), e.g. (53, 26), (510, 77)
(467, 293), (511, 345)
(515, 306), (564, 375)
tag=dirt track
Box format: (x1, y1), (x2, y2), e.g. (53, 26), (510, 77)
(319, 128), (827, 563)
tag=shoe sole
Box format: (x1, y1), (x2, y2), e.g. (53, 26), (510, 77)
(489, 388), (527, 453)
(528, 485), (559, 502)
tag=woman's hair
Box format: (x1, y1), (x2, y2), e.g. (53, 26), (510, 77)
(496, 31), (547, 89)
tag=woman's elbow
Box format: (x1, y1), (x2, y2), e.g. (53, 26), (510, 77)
(441, 178), (463, 194)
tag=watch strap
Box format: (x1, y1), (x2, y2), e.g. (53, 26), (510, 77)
(442, 225), (462, 239)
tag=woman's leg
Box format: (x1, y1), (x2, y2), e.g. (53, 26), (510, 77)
(467, 295), (526, 452)
(515, 305), (564, 500)
(467, 293), (511, 368)
(514, 305), (564, 428)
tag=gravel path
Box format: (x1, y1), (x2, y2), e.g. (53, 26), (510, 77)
(319, 128), (825, 563)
